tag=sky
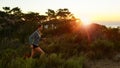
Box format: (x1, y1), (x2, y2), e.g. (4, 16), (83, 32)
(0, 0), (120, 27)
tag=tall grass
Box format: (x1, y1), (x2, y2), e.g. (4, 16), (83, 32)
(0, 53), (84, 68)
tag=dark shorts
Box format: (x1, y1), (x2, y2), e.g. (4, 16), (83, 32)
(32, 44), (39, 49)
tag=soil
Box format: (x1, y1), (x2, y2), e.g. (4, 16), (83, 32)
(83, 59), (120, 68)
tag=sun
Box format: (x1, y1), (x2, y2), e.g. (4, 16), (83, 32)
(75, 15), (92, 26)
(77, 16), (91, 26)
(79, 16), (91, 26)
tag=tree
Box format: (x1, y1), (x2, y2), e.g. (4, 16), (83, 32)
(2, 7), (10, 13)
(56, 8), (72, 19)
(38, 15), (47, 23)
(22, 12), (40, 23)
(46, 9), (56, 20)
(10, 7), (22, 15)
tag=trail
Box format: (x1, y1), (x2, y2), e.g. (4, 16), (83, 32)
(84, 59), (120, 68)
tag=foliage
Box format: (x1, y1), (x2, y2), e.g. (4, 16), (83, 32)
(89, 39), (114, 59)
(0, 54), (84, 68)
(0, 7), (120, 68)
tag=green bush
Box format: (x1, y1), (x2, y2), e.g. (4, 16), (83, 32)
(64, 56), (84, 68)
(35, 54), (84, 68)
(0, 49), (18, 68)
(9, 58), (27, 68)
(90, 39), (114, 59)
(0, 53), (84, 68)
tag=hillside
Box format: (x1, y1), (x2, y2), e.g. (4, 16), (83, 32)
(0, 7), (120, 68)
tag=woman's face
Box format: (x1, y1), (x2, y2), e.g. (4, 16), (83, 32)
(38, 26), (43, 31)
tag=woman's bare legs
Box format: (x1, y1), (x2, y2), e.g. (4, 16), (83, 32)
(30, 48), (35, 58)
(35, 47), (45, 55)
(30, 45), (45, 58)
(30, 45), (35, 58)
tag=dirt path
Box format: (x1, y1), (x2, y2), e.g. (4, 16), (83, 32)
(83, 59), (120, 68)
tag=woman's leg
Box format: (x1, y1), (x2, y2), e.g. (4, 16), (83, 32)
(31, 49), (36, 58)
(30, 45), (36, 58)
(35, 47), (45, 55)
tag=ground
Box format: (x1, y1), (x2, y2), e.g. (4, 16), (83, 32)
(83, 54), (120, 68)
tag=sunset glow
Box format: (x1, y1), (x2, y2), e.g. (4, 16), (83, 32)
(80, 16), (91, 26)
(0, 0), (120, 27)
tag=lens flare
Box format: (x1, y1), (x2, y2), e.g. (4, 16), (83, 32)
(81, 17), (91, 26)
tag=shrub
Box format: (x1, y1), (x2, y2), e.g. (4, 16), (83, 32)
(64, 56), (84, 68)
(90, 39), (114, 59)
(0, 49), (18, 68)
(35, 53), (64, 68)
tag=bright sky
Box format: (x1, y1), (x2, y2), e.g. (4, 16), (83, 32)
(0, 0), (120, 26)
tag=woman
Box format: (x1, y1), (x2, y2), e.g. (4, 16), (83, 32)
(29, 25), (45, 58)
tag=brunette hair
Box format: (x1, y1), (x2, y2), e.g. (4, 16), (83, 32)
(37, 24), (42, 28)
